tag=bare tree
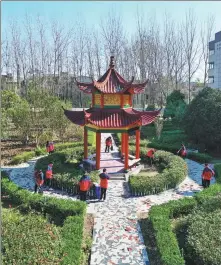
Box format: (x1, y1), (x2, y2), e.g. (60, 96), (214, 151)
(183, 9), (203, 103)
(100, 8), (124, 64)
(201, 14), (215, 86)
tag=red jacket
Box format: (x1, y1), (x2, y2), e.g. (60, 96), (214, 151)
(35, 171), (44, 186)
(100, 173), (110, 188)
(79, 175), (91, 191)
(202, 167), (214, 180)
(147, 149), (155, 158)
(106, 139), (112, 147)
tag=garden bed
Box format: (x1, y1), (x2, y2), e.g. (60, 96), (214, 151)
(129, 150), (187, 196)
(1, 173), (87, 265)
(141, 184), (221, 265)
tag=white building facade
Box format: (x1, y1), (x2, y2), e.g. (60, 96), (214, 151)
(208, 31), (221, 89)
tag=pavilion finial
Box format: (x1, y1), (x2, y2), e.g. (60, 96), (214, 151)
(109, 56), (115, 68)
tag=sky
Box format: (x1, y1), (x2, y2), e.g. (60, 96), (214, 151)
(2, 1), (221, 80)
(2, 1), (221, 36)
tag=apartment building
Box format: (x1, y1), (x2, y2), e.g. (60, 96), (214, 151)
(208, 31), (221, 89)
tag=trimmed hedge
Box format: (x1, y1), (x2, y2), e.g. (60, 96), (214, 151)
(1, 175), (86, 264)
(186, 152), (212, 163)
(10, 141), (87, 165)
(129, 151), (187, 196)
(214, 163), (221, 183)
(185, 210), (221, 265)
(148, 184), (221, 265)
(2, 208), (63, 264)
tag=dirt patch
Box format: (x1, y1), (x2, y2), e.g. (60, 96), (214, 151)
(81, 214), (94, 265)
(1, 141), (36, 165)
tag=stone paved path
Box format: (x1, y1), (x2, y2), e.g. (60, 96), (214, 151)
(1, 134), (216, 265)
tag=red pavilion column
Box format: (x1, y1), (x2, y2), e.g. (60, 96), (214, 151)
(96, 132), (101, 170)
(136, 129), (140, 159)
(84, 127), (88, 159)
(121, 133), (125, 155)
(124, 133), (129, 170)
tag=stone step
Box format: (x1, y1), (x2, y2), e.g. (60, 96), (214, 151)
(109, 173), (125, 181)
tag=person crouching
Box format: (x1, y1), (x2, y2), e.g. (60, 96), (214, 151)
(78, 172), (91, 201)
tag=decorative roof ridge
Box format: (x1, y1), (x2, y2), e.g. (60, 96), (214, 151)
(74, 77), (93, 87)
(94, 68), (112, 88)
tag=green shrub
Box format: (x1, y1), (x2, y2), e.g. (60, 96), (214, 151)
(148, 184), (221, 265)
(61, 216), (84, 265)
(186, 152), (212, 163)
(1, 177), (86, 225)
(10, 151), (36, 165)
(2, 208), (63, 264)
(185, 210), (221, 265)
(214, 163), (221, 183)
(129, 151), (187, 196)
(147, 142), (179, 153)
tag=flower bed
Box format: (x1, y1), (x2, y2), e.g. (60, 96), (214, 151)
(147, 184), (221, 265)
(129, 150), (187, 196)
(1, 175), (86, 265)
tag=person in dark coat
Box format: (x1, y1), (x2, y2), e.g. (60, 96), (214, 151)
(99, 168), (110, 201)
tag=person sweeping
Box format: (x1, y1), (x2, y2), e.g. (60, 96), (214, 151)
(99, 168), (110, 201)
(45, 162), (53, 189)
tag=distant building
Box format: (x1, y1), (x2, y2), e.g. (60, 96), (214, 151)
(208, 31), (221, 89)
(1, 73), (17, 90)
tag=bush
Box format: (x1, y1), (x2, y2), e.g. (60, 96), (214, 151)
(183, 87), (221, 151)
(129, 150), (187, 196)
(214, 163), (221, 183)
(2, 208), (63, 264)
(1, 177), (86, 225)
(185, 210), (221, 265)
(147, 142), (179, 154)
(186, 152), (212, 163)
(1, 178), (86, 265)
(10, 151), (36, 165)
(148, 184), (221, 265)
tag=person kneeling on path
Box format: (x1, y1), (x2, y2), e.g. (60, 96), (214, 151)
(45, 162), (53, 189)
(79, 172), (91, 201)
(202, 163), (215, 188)
(99, 168), (110, 201)
(34, 170), (44, 193)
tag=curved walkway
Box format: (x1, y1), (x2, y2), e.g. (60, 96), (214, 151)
(1, 135), (215, 265)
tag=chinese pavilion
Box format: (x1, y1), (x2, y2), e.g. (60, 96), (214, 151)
(64, 56), (160, 170)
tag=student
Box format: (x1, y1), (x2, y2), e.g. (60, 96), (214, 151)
(201, 163), (215, 188)
(49, 141), (55, 154)
(78, 172), (91, 201)
(45, 162), (53, 189)
(34, 170), (44, 193)
(177, 144), (187, 158)
(105, 137), (111, 153)
(99, 168), (110, 201)
(146, 148), (155, 166)
(46, 141), (50, 154)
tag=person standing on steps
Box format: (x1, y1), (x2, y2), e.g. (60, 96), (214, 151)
(34, 170), (44, 193)
(99, 168), (110, 201)
(105, 137), (111, 153)
(201, 163), (215, 188)
(78, 172), (92, 201)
